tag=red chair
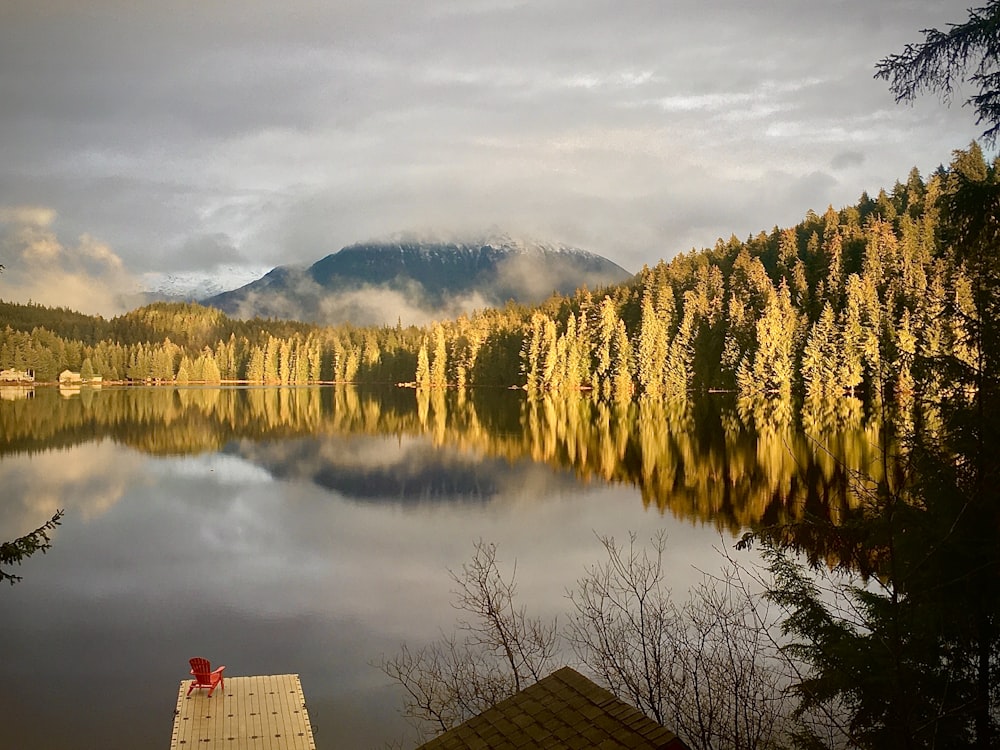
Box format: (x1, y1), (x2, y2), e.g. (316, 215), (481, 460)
(187, 657), (226, 697)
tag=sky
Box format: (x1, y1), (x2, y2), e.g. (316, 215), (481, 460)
(0, 0), (986, 318)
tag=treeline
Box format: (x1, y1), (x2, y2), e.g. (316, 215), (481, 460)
(512, 145), (982, 404)
(0, 301), (423, 385)
(0, 144), (989, 400)
(403, 145), (987, 404)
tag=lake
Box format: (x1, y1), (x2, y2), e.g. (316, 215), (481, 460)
(0, 385), (878, 749)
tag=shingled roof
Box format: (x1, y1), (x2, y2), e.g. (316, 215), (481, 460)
(415, 666), (689, 750)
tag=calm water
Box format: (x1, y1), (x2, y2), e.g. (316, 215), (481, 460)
(0, 386), (878, 749)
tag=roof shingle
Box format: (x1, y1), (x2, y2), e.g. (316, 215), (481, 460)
(415, 667), (688, 750)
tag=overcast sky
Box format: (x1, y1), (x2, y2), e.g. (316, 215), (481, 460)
(0, 0), (986, 317)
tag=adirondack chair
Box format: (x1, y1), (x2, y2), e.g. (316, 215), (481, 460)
(187, 657), (226, 697)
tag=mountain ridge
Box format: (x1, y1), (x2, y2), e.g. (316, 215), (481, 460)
(203, 234), (632, 325)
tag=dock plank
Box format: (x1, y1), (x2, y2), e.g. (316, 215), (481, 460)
(171, 673), (316, 749)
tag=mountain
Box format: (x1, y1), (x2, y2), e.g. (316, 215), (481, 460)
(202, 232), (632, 325)
(141, 267), (272, 303)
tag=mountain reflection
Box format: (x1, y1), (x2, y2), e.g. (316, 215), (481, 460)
(232, 435), (582, 504)
(0, 385), (885, 531)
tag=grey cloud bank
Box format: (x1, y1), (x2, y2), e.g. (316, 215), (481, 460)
(0, 0), (983, 317)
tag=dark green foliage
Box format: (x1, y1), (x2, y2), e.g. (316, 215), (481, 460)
(0, 300), (111, 343)
(1, 510), (64, 585)
(740, 144), (1000, 750)
(876, 1), (1000, 142)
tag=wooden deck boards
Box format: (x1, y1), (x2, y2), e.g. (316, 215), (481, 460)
(170, 673), (316, 750)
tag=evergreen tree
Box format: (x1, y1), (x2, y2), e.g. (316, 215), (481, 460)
(246, 346), (265, 384)
(415, 340), (430, 388)
(877, 2), (1000, 142)
(801, 302), (841, 398)
(636, 288), (668, 398)
(610, 318), (634, 402)
(343, 346), (360, 383)
(752, 26), (1000, 749)
(430, 323), (448, 387)
(294, 339), (310, 383)
(307, 336), (323, 382)
(279, 339), (293, 385)
(264, 336), (282, 384)
(201, 349), (222, 383)
(739, 281), (797, 396)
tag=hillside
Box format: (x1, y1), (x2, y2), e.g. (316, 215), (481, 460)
(202, 232), (632, 326)
(1, 144), (995, 403)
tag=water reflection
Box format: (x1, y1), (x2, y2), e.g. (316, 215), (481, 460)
(0, 386), (886, 749)
(0, 386), (886, 531)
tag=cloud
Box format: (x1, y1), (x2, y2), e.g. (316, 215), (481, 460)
(226, 271), (496, 327)
(164, 232), (247, 272)
(315, 284), (474, 328)
(0, 0), (983, 290)
(0, 205), (141, 316)
(831, 150), (866, 169)
(0, 205), (57, 227)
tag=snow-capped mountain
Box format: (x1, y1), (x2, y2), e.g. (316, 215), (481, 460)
(142, 267), (273, 302)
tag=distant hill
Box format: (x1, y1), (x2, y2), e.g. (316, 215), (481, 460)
(202, 232), (632, 325)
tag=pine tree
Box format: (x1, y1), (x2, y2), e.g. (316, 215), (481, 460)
(246, 346), (265, 384)
(415, 339), (430, 388)
(201, 349), (222, 383)
(840, 275), (867, 396)
(279, 339), (293, 385)
(801, 303), (841, 398)
(187, 353), (205, 382)
(308, 336), (323, 382)
(343, 347), (359, 383)
(176, 357), (191, 384)
(263, 336), (280, 384)
(637, 288), (667, 398)
(744, 280), (797, 396)
(430, 323), (448, 387)
(610, 319), (634, 402)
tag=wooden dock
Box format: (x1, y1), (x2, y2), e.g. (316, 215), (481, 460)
(170, 673), (317, 749)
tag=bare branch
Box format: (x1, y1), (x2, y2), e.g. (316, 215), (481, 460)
(376, 539), (558, 737)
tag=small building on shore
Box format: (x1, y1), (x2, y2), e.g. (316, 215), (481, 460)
(0, 368), (35, 383)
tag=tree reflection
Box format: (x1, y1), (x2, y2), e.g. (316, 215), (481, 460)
(2, 386), (888, 539)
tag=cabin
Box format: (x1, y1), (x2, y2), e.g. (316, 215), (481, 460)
(59, 369), (82, 384)
(0, 368), (34, 383)
(416, 667), (689, 750)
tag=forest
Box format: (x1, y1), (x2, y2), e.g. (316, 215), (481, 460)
(0, 142), (989, 417)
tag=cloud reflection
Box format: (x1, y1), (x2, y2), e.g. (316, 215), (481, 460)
(148, 452), (275, 484)
(0, 441), (138, 536)
(1, 418), (749, 749)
